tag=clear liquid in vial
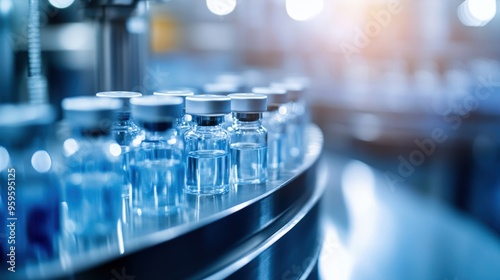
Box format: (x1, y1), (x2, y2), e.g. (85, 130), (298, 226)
(63, 172), (122, 253)
(231, 143), (267, 184)
(130, 159), (183, 215)
(186, 150), (229, 195)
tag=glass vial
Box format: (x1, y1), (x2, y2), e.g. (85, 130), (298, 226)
(184, 95), (231, 195)
(129, 96), (184, 216)
(60, 97), (124, 254)
(96, 91), (142, 225)
(228, 93), (268, 184)
(252, 87), (288, 179)
(0, 104), (59, 270)
(271, 82), (308, 169)
(153, 89), (195, 137)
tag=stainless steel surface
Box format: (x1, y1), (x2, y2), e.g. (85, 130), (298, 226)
(16, 124), (325, 280)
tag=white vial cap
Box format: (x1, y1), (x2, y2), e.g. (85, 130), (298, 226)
(203, 83), (239, 95)
(62, 96), (123, 129)
(154, 89), (195, 107)
(215, 73), (244, 86)
(270, 82), (305, 101)
(186, 95), (231, 116)
(130, 96), (183, 123)
(251, 87), (288, 105)
(153, 89), (195, 98)
(96, 91), (142, 111)
(228, 93), (267, 113)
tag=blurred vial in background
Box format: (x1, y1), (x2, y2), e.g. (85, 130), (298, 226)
(0, 104), (59, 271)
(60, 97), (124, 256)
(215, 73), (247, 92)
(202, 83), (240, 96)
(153, 89), (195, 137)
(271, 82), (308, 169)
(96, 91), (142, 225)
(228, 93), (268, 185)
(252, 87), (288, 180)
(185, 95), (231, 195)
(129, 96), (185, 217)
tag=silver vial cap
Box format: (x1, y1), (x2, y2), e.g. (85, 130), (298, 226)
(186, 95), (231, 116)
(203, 83), (239, 95)
(228, 93), (267, 113)
(130, 96), (183, 123)
(154, 89), (195, 107)
(96, 91), (142, 111)
(251, 87), (288, 105)
(270, 82), (305, 101)
(62, 96), (123, 129)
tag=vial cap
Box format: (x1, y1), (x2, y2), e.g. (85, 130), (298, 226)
(154, 89), (195, 107)
(96, 91), (142, 111)
(215, 73), (245, 87)
(0, 104), (55, 128)
(270, 82), (305, 101)
(251, 87), (288, 105)
(228, 93), (267, 112)
(62, 96), (123, 129)
(186, 95), (231, 116)
(0, 104), (56, 145)
(130, 96), (183, 123)
(203, 83), (239, 95)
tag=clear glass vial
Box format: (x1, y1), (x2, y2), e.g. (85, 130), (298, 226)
(228, 93), (268, 184)
(252, 87), (288, 177)
(96, 91), (142, 147)
(184, 95), (231, 195)
(60, 96), (124, 254)
(129, 96), (185, 216)
(0, 104), (59, 269)
(96, 91), (142, 224)
(271, 82), (308, 169)
(153, 89), (195, 137)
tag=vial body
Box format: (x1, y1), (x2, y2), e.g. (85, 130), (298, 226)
(113, 113), (141, 224)
(185, 116), (230, 195)
(61, 136), (123, 254)
(263, 107), (287, 177)
(284, 101), (307, 169)
(230, 113), (267, 184)
(0, 124), (60, 269)
(130, 125), (184, 216)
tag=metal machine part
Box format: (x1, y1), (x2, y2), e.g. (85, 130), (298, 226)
(82, 0), (147, 92)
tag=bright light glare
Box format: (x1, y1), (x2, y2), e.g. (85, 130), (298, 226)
(31, 150), (52, 173)
(206, 0), (237, 16)
(63, 138), (79, 157)
(58, 23), (93, 51)
(48, 0), (75, 9)
(0, 147), (10, 172)
(0, 0), (13, 14)
(109, 143), (122, 157)
(286, 0), (324, 21)
(458, 0), (496, 26)
(468, 0), (496, 21)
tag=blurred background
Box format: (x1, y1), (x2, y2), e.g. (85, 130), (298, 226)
(2, 0), (500, 279)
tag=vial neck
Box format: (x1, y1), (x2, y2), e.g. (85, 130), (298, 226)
(140, 121), (175, 132)
(193, 115), (225, 127)
(77, 128), (112, 138)
(267, 105), (281, 112)
(117, 111), (131, 122)
(233, 113), (262, 122)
